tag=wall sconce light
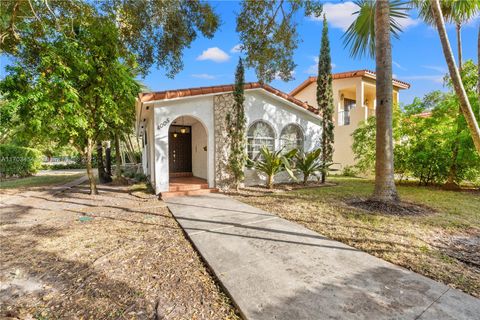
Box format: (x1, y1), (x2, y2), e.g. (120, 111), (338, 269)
(180, 117), (186, 134)
(173, 133), (178, 138)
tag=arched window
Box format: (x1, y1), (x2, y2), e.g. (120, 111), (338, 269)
(280, 124), (304, 152)
(247, 121), (275, 159)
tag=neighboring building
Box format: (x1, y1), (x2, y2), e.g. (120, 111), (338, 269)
(136, 70), (410, 195)
(136, 83), (321, 194)
(290, 70), (410, 170)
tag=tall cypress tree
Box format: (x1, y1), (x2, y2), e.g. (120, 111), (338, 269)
(317, 15), (335, 183)
(227, 58), (247, 190)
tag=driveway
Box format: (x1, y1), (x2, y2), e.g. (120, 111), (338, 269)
(166, 193), (480, 320)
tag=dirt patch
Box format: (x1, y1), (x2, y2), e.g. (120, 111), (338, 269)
(0, 183), (239, 319)
(346, 198), (436, 216)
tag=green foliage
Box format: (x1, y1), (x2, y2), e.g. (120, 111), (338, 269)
(317, 16), (335, 182)
(254, 146), (297, 189)
(352, 61), (480, 185)
(341, 165), (358, 177)
(226, 58), (248, 189)
(236, 0), (322, 83)
(342, 0), (409, 58)
(0, 144), (42, 178)
(294, 148), (323, 184)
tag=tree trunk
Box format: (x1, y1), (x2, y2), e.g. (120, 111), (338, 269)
(267, 175), (274, 189)
(445, 23), (464, 189)
(96, 141), (109, 183)
(304, 173), (309, 185)
(431, 0), (480, 154)
(114, 132), (122, 179)
(105, 140), (112, 177)
(86, 138), (98, 195)
(372, 0), (399, 202)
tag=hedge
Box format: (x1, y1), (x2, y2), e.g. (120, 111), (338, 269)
(0, 144), (42, 178)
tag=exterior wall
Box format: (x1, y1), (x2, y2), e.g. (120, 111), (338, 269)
(191, 121), (208, 179)
(143, 89), (322, 193)
(291, 77), (401, 170)
(152, 96), (215, 193)
(243, 90), (322, 186)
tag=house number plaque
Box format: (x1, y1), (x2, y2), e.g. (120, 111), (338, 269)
(157, 118), (170, 130)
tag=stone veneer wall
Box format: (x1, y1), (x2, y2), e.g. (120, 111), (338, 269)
(213, 93), (235, 191)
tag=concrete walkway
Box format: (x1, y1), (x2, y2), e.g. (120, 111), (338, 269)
(166, 193), (480, 320)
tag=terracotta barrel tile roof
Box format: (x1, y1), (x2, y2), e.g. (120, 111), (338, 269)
(290, 69), (411, 96)
(138, 82), (318, 115)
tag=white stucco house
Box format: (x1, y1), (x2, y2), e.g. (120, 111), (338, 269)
(136, 83), (322, 195)
(136, 70), (409, 196)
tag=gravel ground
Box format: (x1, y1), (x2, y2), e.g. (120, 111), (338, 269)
(0, 183), (239, 319)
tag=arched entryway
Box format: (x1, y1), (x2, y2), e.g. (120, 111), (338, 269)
(168, 116), (208, 181)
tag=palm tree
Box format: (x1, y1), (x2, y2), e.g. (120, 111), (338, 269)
(343, 0), (408, 202)
(427, 0), (480, 155)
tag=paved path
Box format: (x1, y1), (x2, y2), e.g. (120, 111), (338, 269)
(166, 193), (480, 320)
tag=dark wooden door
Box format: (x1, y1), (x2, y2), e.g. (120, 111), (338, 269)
(169, 131), (192, 173)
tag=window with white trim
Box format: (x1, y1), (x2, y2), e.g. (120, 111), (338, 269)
(280, 124), (304, 152)
(247, 121), (275, 160)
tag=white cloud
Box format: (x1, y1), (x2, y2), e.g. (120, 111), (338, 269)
(305, 56), (336, 75)
(191, 73), (216, 80)
(422, 65), (447, 73)
(230, 44), (242, 53)
(393, 61), (406, 71)
(402, 75), (444, 84)
(196, 47), (230, 62)
(313, 2), (420, 31)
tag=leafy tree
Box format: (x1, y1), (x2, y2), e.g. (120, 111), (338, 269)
(413, 0), (480, 188)
(236, 0), (322, 83)
(0, 7), (139, 194)
(227, 58), (248, 191)
(254, 146), (297, 189)
(316, 15), (334, 184)
(352, 63), (480, 187)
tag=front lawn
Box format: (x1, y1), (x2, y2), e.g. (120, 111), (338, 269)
(0, 173), (84, 189)
(232, 177), (480, 298)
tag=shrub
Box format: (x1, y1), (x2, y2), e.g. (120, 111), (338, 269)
(0, 144), (42, 178)
(294, 149), (323, 184)
(341, 165), (357, 177)
(254, 146), (296, 189)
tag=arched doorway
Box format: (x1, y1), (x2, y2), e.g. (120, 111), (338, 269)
(168, 116), (208, 180)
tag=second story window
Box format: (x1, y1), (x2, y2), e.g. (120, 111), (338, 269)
(339, 98), (355, 126)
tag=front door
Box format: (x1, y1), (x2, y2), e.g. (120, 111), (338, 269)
(169, 127), (192, 173)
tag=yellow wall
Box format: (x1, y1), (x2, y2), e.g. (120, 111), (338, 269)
(293, 77), (401, 171)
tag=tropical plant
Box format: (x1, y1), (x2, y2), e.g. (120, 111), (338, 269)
(294, 148), (322, 185)
(316, 15), (335, 184)
(254, 146), (297, 189)
(227, 58), (248, 190)
(343, 0), (409, 202)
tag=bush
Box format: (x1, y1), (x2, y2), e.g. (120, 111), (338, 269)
(0, 144), (42, 178)
(341, 165), (357, 177)
(41, 162), (87, 170)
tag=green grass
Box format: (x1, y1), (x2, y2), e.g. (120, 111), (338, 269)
(234, 176), (480, 297)
(0, 173), (85, 189)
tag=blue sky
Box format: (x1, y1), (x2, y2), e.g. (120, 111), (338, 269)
(141, 0), (479, 105)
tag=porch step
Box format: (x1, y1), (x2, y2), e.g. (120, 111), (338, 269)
(161, 188), (219, 198)
(169, 172), (193, 178)
(169, 183), (209, 192)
